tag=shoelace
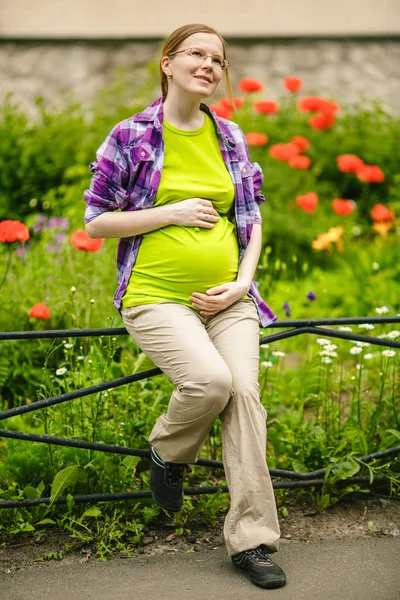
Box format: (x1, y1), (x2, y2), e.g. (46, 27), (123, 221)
(166, 463), (192, 485)
(245, 546), (272, 563)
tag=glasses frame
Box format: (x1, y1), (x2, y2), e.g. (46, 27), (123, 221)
(167, 47), (229, 71)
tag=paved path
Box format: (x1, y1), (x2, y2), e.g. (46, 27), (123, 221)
(2, 538), (399, 600)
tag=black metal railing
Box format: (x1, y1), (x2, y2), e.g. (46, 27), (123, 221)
(1, 316), (399, 509)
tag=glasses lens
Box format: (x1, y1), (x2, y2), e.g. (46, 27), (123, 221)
(188, 48), (206, 60)
(212, 57), (224, 69)
(188, 48), (226, 70)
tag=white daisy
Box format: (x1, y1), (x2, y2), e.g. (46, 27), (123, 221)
(387, 331), (400, 340)
(316, 338), (330, 346)
(261, 361), (273, 369)
(320, 350), (338, 358)
(321, 357), (332, 364)
(56, 367), (67, 376)
(354, 341), (371, 347)
(77, 356), (84, 361)
(338, 326), (353, 332)
(70, 286), (76, 293)
(376, 306), (389, 315)
(382, 350), (396, 358)
(325, 343), (338, 351)
(358, 323), (374, 330)
(64, 343), (73, 349)
(364, 354), (373, 360)
(350, 347), (362, 355)
(272, 351), (286, 357)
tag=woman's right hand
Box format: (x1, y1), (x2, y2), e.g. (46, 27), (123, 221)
(169, 198), (220, 229)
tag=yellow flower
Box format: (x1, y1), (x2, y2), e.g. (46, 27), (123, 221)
(372, 221), (393, 237)
(312, 226), (344, 253)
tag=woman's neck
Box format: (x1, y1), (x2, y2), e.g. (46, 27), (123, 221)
(162, 93), (205, 130)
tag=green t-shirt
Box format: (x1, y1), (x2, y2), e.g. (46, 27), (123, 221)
(122, 112), (240, 309)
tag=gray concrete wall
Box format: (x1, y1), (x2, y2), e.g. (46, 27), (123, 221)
(1, 39), (399, 115)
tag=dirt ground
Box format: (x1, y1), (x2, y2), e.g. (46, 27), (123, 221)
(1, 494), (399, 573)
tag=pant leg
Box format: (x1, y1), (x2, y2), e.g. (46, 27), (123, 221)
(121, 303), (233, 464)
(205, 298), (281, 556)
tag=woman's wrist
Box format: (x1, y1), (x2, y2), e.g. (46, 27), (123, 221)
(235, 279), (252, 294)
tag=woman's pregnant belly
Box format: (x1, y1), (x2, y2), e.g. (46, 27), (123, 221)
(123, 216), (240, 307)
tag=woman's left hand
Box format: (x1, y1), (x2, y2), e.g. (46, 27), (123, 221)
(190, 281), (250, 316)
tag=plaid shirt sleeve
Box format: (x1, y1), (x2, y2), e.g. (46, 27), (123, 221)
(83, 125), (131, 224)
(236, 126), (265, 225)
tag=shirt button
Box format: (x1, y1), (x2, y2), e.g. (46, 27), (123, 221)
(242, 168), (247, 173)
(194, 227), (200, 232)
(141, 151), (146, 157)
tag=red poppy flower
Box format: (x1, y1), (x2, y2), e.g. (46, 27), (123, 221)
(296, 192), (319, 213)
(309, 112), (335, 130)
(0, 220), (30, 243)
(337, 154), (364, 173)
(269, 143), (300, 161)
(252, 100), (279, 114)
(70, 230), (103, 252)
(246, 132), (269, 146)
(210, 103), (232, 120)
(356, 165), (385, 183)
(370, 204), (395, 222)
(332, 199), (356, 216)
(29, 303), (51, 320)
(289, 155), (311, 170)
(298, 96), (339, 114)
(220, 97), (245, 110)
(238, 78), (263, 93)
(290, 136), (310, 153)
(284, 77), (302, 93)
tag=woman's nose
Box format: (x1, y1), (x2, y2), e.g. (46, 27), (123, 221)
(201, 55), (214, 68)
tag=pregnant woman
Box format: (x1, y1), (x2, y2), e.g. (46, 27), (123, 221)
(84, 23), (286, 589)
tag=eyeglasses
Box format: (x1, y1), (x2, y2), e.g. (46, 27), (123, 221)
(168, 47), (229, 71)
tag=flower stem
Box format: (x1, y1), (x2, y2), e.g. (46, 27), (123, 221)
(0, 247), (13, 292)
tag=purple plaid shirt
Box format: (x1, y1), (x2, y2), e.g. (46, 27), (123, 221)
(83, 97), (277, 327)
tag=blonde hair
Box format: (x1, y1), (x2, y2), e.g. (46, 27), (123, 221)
(160, 23), (234, 108)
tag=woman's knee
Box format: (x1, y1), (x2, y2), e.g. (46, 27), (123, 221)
(177, 366), (233, 413)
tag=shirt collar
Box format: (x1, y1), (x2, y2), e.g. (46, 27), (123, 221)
(133, 97), (236, 149)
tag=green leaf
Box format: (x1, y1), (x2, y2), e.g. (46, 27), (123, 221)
(387, 429), (400, 440)
(23, 485), (39, 499)
(66, 493), (75, 513)
(121, 456), (141, 471)
(21, 522), (35, 532)
(317, 494), (330, 511)
(330, 459), (360, 483)
(82, 507), (102, 519)
(357, 432), (369, 456)
(133, 352), (156, 374)
(49, 466), (84, 508)
(36, 519), (56, 526)
(291, 459), (307, 473)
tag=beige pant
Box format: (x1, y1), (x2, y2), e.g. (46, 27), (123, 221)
(121, 298), (280, 556)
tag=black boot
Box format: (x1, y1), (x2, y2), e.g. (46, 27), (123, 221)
(150, 446), (188, 512)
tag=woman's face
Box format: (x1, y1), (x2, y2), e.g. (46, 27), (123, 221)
(162, 32), (225, 99)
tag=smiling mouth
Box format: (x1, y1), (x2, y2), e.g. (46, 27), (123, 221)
(194, 76), (212, 83)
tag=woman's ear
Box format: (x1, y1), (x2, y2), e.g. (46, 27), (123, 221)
(160, 56), (172, 78)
